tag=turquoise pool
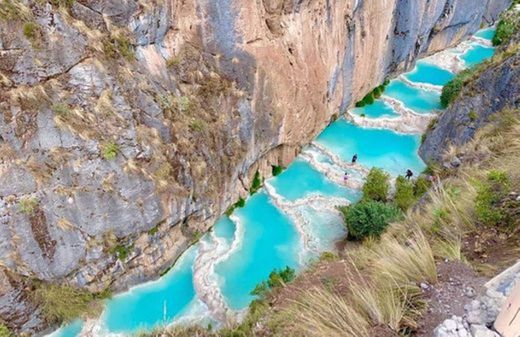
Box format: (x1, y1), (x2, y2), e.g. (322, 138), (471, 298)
(99, 246), (198, 333)
(474, 27), (496, 41)
(384, 79), (442, 113)
(404, 61), (455, 86)
(268, 159), (359, 202)
(461, 43), (495, 68)
(214, 192), (301, 310)
(351, 100), (400, 118)
(315, 119), (426, 176)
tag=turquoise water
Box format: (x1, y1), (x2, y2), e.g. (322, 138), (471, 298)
(404, 61), (454, 86)
(215, 192), (300, 310)
(351, 100), (399, 118)
(315, 119), (426, 176)
(99, 246), (198, 333)
(460, 43), (495, 68)
(474, 27), (496, 41)
(47, 320), (83, 337)
(269, 159), (360, 201)
(50, 27), (497, 337)
(384, 80), (442, 113)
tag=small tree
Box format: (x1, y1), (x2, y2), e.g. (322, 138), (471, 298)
(341, 201), (402, 240)
(394, 176), (415, 211)
(362, 168), (390, 202)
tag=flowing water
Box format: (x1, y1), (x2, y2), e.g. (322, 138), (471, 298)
(51, 27), (496, 337)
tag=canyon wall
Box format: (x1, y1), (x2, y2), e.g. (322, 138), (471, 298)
(0, 0), (510, 333)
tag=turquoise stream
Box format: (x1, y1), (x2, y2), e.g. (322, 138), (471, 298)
(50, 27), (495, 337)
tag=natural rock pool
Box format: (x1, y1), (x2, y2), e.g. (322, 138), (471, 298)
(49, 27), (496, 337)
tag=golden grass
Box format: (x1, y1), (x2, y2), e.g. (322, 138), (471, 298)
(288, 288), (370, 337)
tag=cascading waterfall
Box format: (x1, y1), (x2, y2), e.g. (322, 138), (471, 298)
(50, 26), (497, 337)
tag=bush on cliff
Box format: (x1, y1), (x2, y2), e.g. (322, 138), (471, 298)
(249, 171), (263, 195)
(394, 176), (416, 211)
(362, 168), (390, 202)
(341, 201), (402, 240)
(0, 324), (11, 337)
(474, 170), (511, 226)
(31, 283), (103, 323)
(440, 68), (477, 108)
(492, 2), (520, 46)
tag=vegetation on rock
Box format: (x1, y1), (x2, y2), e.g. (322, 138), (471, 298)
(355, 81), (390, 107)
(0, 324), (11, 337)
(18, 197), (38, 215)
(362, 167), (390, 202)
(492, 0), (520, 46)
(249, 171), (263, 195)
(271, 165), (284, 176)
(31, 283), (104, 323)
(340, 201), (402, 240)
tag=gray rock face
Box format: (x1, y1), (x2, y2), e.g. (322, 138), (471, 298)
(419, 45), (520, 162)
(0, 0), (510, 334)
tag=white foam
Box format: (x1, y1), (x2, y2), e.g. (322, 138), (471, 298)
(264, 182), (350, 262)
(422, 42), (469, 73)
(309, 142), (370, 175)
(192, 215), (245, 322)
(299, 149), (364, 189)
(471, 36), (493, 46)
(399, 74), (443, 92)
(347, 97), (434, 135)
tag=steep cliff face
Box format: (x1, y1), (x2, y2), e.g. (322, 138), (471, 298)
(420, 11), (520, 162)
(0, 0), (510, 333)
(419, 51), (520, 163)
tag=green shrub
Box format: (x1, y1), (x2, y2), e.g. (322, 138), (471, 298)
(225, 197), (246, 216)
(103, 34), (134, 61)
(0, 324), (11, 337)
(249, 171), (262, 195)
(18, 197), (38, 215)
(355, 100), (366, 108)
(373, 86), (383, 98)
(101, 141), (118, 160)
(474, 170), (510, 226)
(362, 168), (390, 202)
(52, 103), (71, 116)
(31, 283), (102, 323)
(111, 244), (131, 260)
(394, 176), (415, 211)
(440, 68), (476, 108)
(468, 110), (478, 122)
(413, 176), (431, 197)
(189, 119), (206, 132)
(22, 21), (38, 40)
(362, 92), (375, 105)
(492, 17), (517, 46)
(147, 225), (159, 235)
(340, 201), (402, 240)
(272, 165), (284, 176)
(250, 266), (296, 297)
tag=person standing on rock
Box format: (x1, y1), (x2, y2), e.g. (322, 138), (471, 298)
(406, 169), (414, 180)
(351, 154), (358, 164)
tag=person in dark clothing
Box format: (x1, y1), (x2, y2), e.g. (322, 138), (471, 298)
(351, 154), (358, 164)
(405, 169), (413, 180)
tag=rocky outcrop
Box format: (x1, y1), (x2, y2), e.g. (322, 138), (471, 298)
(0, 0), (510, 333)
(434, 262), (520, 337)
(420, 5), (520, 163)
(419, 50), (520, 162)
